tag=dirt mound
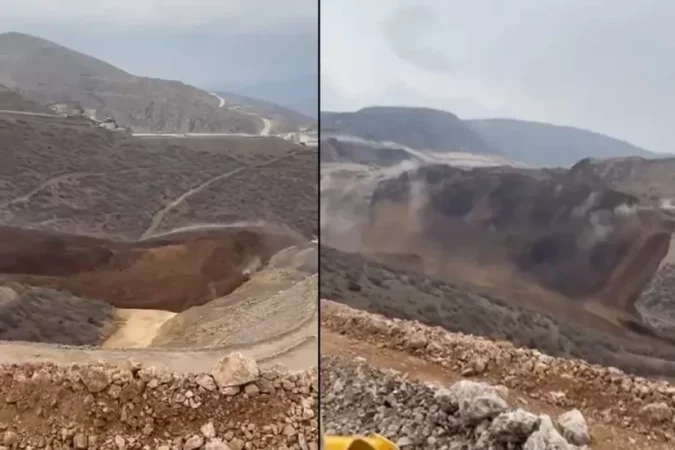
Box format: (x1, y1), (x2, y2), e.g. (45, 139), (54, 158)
(152, 271), (317, 349)
(0, 225), (301, 313)
(0, 354), (317, 448)
(322, 300), (675, 447)
(267, 242), (318, 274)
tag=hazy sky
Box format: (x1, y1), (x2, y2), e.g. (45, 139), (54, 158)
(0, 0), (317, 90)
(322, 0), (675, 153)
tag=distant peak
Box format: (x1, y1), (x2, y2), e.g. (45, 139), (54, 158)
(356, 105), (461, 119)
(0, 31), (58, 45)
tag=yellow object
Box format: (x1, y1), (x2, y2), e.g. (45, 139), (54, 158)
(323, 434), (399, 450)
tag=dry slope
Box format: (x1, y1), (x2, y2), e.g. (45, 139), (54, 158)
(0, 32), (267, 133)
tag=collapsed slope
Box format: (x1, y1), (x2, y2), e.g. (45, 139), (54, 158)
(320, 160), (675, 375)
(366, 164), (672, 306)
(0, 226), (318, 362)
(0, 225), (300, 312)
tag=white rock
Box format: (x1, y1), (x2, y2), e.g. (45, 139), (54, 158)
(201, 422), (216, 439)
(196, 374), (217, 391)
(211, 353), (259, 388)
(184, 435), (204, 450)
(449, 379), (507, 422)
(557, 409), (590, 446)
(524, 415), (572, 450)
(205, 439), (231, 450)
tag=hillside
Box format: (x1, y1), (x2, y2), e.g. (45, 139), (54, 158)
(467, 118), (657, 168)
(224, 74), (318, 119)
(0, 104), (317, 362)
(0, 32), (285, 133)
(321, 106), (499, 155)
(0, 84), (52, 113)
(0, 112), (317, 239)
(215, 90), (315, 132)
(320, 159), (675, 376)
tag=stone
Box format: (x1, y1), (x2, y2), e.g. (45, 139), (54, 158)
(201, 422), (216, 439)
(184, 435), (204, 450)
(81, 368), (111, 393)
(196, 374), (217, 392)
(73, 433), (88, 449)
(524, 416), (572, 450)
(211, 353), (259, 388)
(449, 380), (507, 422)
(114, 435), (126, 450)
(205, 439), (231, 450)
(228, 438), (245, 450)
(244, 383), (260, 396)
(557, 409), (590, 446)
(2, 431), (18, 447)
(640, 402), (673, 424)
(488, 409), (540, 443)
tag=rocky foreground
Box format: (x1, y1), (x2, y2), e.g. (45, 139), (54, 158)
(0, 353), (318, 449)
(321, 300), (675, 447)
(322, 355), (590, 449)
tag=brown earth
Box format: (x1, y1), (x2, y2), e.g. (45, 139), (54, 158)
(321, 300), (675, 449)
(0, 224), (301, 312)
(0, 357), (318, 449)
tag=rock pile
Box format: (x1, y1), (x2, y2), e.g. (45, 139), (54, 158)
(322, 300), (675, 442)
(322, 355), (590, 449)
(0, 352), (318, 449)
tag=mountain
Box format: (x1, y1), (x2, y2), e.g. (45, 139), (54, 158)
(467, 118), (658, 168)
(214, 90), (315, 132)
(222, 74), (318, 119)
(321, 106), (499, 155)
(0, 32), (275, 133)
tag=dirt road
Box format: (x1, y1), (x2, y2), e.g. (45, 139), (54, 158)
(0, 311), (316, 372)
(140, 148), (312, 239)
(321, 320), (673, 450)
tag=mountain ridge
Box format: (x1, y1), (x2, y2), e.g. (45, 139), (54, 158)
(0, 32), (306, 133)
(320, 105), (661, 168)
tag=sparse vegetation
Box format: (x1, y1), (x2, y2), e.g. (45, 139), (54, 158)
(0, 117), (317, 239)
(320, 245), (675, 377)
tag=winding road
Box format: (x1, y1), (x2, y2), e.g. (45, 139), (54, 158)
(140, 147), (312, 239)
